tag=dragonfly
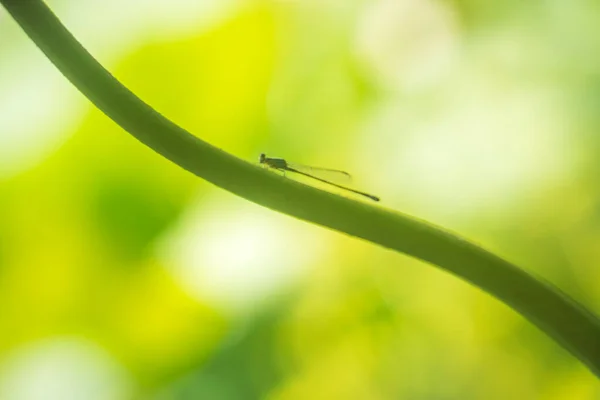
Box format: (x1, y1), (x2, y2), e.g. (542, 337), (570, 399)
(258, 153), (380, 202)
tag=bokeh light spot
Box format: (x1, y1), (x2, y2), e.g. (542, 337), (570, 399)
(159, 195), (325, 314)
(0, 338), (132, 400)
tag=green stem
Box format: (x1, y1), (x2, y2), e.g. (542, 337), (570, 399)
(2, 0), (599, 376)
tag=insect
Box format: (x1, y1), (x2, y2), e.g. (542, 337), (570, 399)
(258, 153), (380, 202)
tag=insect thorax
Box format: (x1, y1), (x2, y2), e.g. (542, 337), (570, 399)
(267, 158), (288, 169)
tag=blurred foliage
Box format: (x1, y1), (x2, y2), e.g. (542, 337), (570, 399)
(1, 0), (600, 399)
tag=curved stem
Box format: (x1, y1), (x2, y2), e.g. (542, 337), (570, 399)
(2, 0), (599, 376)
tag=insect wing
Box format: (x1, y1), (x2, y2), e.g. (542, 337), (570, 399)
(287, 163), (353, 184)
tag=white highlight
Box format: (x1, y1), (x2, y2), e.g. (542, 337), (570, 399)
(159, 195), (323, 313)
(356, 0), (460, 91)
(0, 338), (132, 400)
(361, 83), (574, 217)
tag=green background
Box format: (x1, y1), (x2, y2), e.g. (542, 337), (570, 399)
(0, 0), (599, 398)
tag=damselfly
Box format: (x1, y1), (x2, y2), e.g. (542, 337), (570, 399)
(259, 153), (380, 202)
